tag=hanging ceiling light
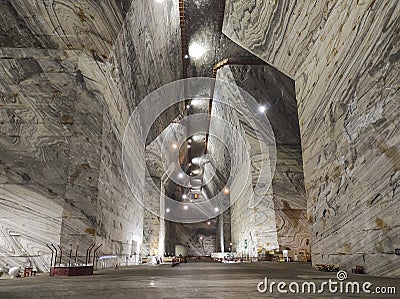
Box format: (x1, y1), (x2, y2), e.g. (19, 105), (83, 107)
(191, 157), (200, 165)
(192, 169), (201, 175)
(192, 135), (206, 143)
(188, 42), (206, 59)
(190, 99), (206, 107)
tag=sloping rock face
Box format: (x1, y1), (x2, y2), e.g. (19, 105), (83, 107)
(0, 0), (182, 271)
(0, 0), (132, 57)
(223, 0), (400, 276)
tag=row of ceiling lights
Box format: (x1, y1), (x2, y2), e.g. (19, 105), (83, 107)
(156, 0), (268, 225)
(165, 206), (219, 213)
(179, 187), (229, 198)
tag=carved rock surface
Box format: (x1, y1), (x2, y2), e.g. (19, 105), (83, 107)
(223, 0), (400, 276)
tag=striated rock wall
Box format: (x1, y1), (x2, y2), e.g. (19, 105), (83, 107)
(223, 0), (400, 276)
(86, 0), (183, 263)
(0, 49), (102, 270)
(225, 65), (309, 253)
(212, 64), (308, 256)
(173, 222), (217, 256)
(0, 0), (182, 270)
(141, 177), (162, 257)
(142, 123), (187, 257)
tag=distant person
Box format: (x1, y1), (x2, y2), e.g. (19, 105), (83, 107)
(115, 263), (119, 270)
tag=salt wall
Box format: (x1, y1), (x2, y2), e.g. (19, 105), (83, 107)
(0, 0), (182, 271)
(223, 0), (400, 276)
(209, 64), (309, 258)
